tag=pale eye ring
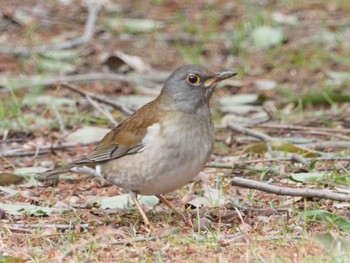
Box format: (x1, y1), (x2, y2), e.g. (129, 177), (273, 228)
(187, 74), (200, 84)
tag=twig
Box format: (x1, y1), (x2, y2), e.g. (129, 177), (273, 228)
(50, 105), (66, 132)
(256, 123), (350, 134)
(207, 156), (350, 167)
(4, 226), (33, 233)
(6, 223), (89, 231)
(231, 177), (350, 202)
(0, 141), (97, 157)
(242, 165), (281, 175)
(206, 162), (235, 169)
(0, 138), (27, 144)
(86, 95), (119, 125)
(0, 0), (101, 56)
(314, 156), (350, 162)
(227, 123), (276, 141)
(255, 235), (302, 241)
(60, 82), (134, 115)
(290, 130), (350, 141)
(227, 123), (325, 151)
(233, 205), (288, 215)
(218, 233), (302, 241)
(233, 206), (245, 226)
(206, 162), (281, 174)
(302, 141), (350, 150)
(213, 164), (280, 175)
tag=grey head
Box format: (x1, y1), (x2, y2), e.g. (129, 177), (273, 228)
(160, 64), (237, 113)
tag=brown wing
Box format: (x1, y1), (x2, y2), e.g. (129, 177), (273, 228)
(74, 98), (161, 164)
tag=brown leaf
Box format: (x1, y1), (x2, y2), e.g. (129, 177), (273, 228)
(0, 173), (23, 185)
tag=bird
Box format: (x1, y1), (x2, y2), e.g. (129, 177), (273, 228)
(44, 64), (237, 225)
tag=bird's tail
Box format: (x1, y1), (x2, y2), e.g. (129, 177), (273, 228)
(39, 164), (76, 180)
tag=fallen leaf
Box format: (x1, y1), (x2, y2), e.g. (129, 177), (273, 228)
(290, 172), (327, 183)
(0, 186), (20, 196)
(37, 57), (77, 74)
(220, 105), (262, 115)
(41, 50), (82, 60)
(0, 203), (68, 216)
(104, 51), (152, 73)
(65, 126), (110, 144)
(203, 185), (228, 206)
(117, 95), (155, 110)
(104, 18), (163, 33)
(99, 194), (159, 210)
(139, 195), (159, 209)
(187, 197), (212, 208)
(252, 26), (284, 49)
(0, 173), (23, 185)
(300, 210), (350, 232)
(218, 94), (259, 106)
(326, 71), (350, 82)
(271, 12), (298, 25)
(0, 255), (26, 263)
(15, 167), (49, 176)
(255, 79), (277, 91)
(312, 232), (350, 256)
(243, 142), (319, 157)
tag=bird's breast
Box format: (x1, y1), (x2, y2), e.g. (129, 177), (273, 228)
(99, 111), (214, 195)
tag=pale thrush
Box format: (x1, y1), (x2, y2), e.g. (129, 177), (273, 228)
(45, 65), (237, 225)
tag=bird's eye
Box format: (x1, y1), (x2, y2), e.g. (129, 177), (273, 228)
(187, 74), (200, 85)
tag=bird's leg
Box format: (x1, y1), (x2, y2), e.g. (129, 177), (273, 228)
(156, 194), (193, 227)
(130, 192), (150, 225)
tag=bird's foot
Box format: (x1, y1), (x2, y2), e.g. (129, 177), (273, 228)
(156, 194), (193, 227)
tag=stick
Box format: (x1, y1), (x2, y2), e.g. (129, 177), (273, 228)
(289, 130), (350, 141)
(5, 226), (33, 233)
(227, 123), (276, 141)
(0, 0), (100, 56)
(227, 123), (329, 150)
(60, 82), (134, 115)
(0, 141), (97, 158)
(0, 138), (27, 144)
(207, 156), (350, 167)
(302, 141), (350, 150)
(85, 95), (119, 125)
(231, 177), (350, 202)
(256, 123), (350, 134)
(6, 223), (89, 231)
(50, 105), (66, 132)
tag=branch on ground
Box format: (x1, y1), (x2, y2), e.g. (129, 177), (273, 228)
(60, 82), (134, 115)
(0, 141), (97, 158)
(227, 123), (276, 141)
(231, 177), (350, 202)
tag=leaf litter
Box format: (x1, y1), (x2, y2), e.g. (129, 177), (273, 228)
(1, 0), (350, 262)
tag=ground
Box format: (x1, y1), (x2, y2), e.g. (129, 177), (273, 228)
(1, 0), (350, 262)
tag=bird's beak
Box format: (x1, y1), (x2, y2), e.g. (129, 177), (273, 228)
(204, 70), (237, 88)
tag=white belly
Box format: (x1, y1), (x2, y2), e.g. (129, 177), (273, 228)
(99, 112), (214, 195)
